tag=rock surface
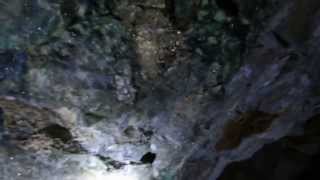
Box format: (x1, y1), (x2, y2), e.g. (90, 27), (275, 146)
(0, 0), (319, 180)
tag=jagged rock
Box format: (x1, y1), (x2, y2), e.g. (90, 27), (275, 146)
(218, 114), (320, 180)
(0, 0), (320, 180)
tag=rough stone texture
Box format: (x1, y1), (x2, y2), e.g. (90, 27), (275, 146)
(0, 0), (320, 180)
(218, 114), (320, 180)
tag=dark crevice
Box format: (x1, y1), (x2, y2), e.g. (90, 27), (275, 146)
(297, 151), (320, 179)
(139, 127), (154, 137)
(272, 31), (290, 48)
(0, 108), (4, 135)
(97, 155), (126, 170)
(39, 124), (72, 143)
(215, 0), (239, 17)
(140, 152), (156, 164)
(165, 0), (176, 25)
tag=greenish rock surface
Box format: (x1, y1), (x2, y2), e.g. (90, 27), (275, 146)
(0, 0), (320, 180)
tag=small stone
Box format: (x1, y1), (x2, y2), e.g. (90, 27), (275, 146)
(214, 11), (227, 22)
(241, 18), (251, 25)
(196, 48), (204, 56)
(208, 36), (218, 45)
(198, 10), (209, 21)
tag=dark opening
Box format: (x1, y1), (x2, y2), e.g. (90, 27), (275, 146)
(272, 31), (290, 48)
(139, 127), (154, 137)
(215, 0), (239, 17)
(40, 124), (72, 142)
(165, 0), (176, 24)
(0, 108), (4, 133)
(140, 152), (156, 164)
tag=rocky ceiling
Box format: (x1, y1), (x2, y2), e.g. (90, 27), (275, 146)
(0, 0), (320, 180)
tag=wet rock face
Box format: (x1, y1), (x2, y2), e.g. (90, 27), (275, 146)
(215, 111), (279, 151)
(0, 0), (320, 180)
